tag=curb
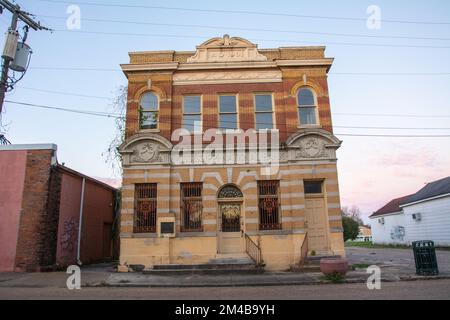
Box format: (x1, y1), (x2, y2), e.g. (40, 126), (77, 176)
(93, 274), (450, 288)
(1, 274), (449, 289)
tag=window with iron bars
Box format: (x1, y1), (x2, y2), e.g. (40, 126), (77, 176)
(258, 180), (281, 230)
(181, 182), (203, 232)
(134, 183), (157, 233)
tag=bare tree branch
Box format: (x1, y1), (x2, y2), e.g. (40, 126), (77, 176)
(103, 85), (127, 177)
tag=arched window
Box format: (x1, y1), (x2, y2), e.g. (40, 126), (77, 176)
(140, 92), (159, 129)
(218, 185), (243, 199)
(297, 88), (318, 126)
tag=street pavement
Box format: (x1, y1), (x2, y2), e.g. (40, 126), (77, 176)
(0, 247), (449, 299)
(1, 279), (449, 300)
(346, 246), (450, 275)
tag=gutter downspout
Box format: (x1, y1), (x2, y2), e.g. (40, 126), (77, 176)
(76, 177), (86, 265)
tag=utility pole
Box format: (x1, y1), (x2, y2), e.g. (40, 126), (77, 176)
(0, 0), (51, 114)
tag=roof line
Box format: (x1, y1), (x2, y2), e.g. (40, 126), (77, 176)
(400, 192), (450, 207)
(0, 143), (57, 151)
(55, 164), (118, 191)
(369, 210), (403, 219)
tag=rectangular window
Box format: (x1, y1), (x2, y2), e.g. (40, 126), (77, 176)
(299, 108), (317, 125)
(255, 94), (274, 129)
(219, 95), (238, 130)
(181, 183), (203, 232)
(183, 95), (202, 132)
(134, 183), (157, 233)
(258, 180), (281, 230)
(304, 181), (323, 194)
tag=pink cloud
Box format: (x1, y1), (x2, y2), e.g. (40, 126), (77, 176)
(338, 141), (450, 223)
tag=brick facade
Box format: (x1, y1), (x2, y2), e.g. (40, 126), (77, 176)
(118, 36), (345, 271)
(0, 145), (118, 272)
(14, 149), (57, 271)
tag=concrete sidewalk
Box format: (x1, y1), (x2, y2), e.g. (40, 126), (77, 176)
(1, 247), (449, 288)
(1, 267), (449, 289)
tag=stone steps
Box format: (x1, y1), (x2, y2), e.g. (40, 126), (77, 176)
(143, 268), (262, 275)
(305, 255), (341, 265)
(143, 254), (262, 275)
(299, 255), (342, 273)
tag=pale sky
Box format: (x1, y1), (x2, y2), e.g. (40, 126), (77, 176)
(1, 0), (450, 222)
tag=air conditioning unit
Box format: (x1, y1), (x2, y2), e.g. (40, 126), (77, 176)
(412, 213), (422, 221)
(378, 217), (385, 225)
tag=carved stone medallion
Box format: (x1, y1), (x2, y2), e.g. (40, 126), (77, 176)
(297, 138), (327, 159)
(131, 142), (160, 163)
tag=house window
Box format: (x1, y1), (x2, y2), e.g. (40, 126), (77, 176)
(255, 94), (274, 129)
(297, 88), (318, 125)
(219, 95), (238, 130)
(258, 180), (281, 230)
(183, 95), (202, 133)
(181, 183), (203, 232)
(140, 92), (159, 129)
(134, 183), (157, 233)
(304, 181), (323, 194)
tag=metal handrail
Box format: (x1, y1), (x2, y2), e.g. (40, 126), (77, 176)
(299, 233), (308, 269)
(244, 233), (264, 267)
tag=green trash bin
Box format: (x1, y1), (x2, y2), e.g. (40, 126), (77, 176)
(412, 240), (439, 276)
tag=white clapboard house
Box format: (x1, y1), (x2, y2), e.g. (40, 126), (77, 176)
(370, 176), (450, 246)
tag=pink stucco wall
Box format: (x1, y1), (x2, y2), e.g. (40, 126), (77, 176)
(0, 150), (27, 272)
(55, 170), (115, 267)
(55, 173), (82, 267)
(80, 180), (114, 263)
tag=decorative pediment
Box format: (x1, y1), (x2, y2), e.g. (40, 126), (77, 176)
(119, 133), (172, 165)
(285, 129), (342, 161)
(187, 34), (268, 63)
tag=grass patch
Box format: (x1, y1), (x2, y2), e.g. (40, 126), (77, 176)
(321, 273), (345, 284)
(352, 263), (371, 270)
(345, 241), (409, 249)
(345, 241), (450, 251)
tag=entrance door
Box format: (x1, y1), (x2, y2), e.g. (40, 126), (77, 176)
(219, 203), (243, 254)
(305, 198), (329, 254)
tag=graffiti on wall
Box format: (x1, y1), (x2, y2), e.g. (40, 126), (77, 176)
(59, 218), (78, 265)
(390, 226), (405, 241)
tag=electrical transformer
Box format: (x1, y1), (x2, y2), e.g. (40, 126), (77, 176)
(10, 42), (32, 72)
(2, 29), (19, 61)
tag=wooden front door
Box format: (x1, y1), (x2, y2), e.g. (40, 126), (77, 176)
(218, 203), (243, 254)
(305, 197), (329, 254)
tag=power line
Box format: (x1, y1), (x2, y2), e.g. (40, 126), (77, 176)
(5, 100), (450, 138)
(333, 125), (450, 130)
(25, 65), (450, 76)
(330, 72), (450, 76)
(6, 100), (450, 121)
(336, 133), (450, 138)
(4, 100), (118, 118)
(0, 0), (51, 113)
(15, 85), (111, 100)
(37, 0), (450, 26)
(29, 66), (118, 72)
(334, 112), (450, 119)
(38, 14), (450, 42)
(53, 29), (450, 49)
(9, 86), (450, 124)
